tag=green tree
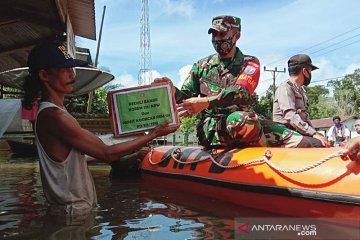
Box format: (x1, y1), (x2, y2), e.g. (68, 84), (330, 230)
(252, 84), (274, 119)
(327, 69), (360, 116)
(179, 115), (198, 146)
(65, 83), (122, 114)
(253, 84), (337, 120)
(304, 85), (335, 119)
(64, 94), (88, 113)
(65, 65), (122, 114)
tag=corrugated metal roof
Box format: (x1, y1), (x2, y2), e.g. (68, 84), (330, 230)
(311, 116), (354, 129)
(0, 0), (96, 72)
(67, 0), (96, 40)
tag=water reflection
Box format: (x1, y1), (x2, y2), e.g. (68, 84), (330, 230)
(92, 177), (210, 240)
(0, 154), (271, 240)
(1, 154), (357, 239)
(94, 176), (242, 240)
(0, 155), (45, 238)
(1, 155), (226, 239)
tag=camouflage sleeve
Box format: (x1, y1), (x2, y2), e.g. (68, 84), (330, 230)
(207, 85), (252, 109)
(207, 56), (260, 109)
(175, 63), (201, 103)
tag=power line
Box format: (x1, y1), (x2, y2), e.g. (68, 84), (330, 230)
(311, 76), (345, 84)
(274, 75), (345, 90)
(259, 77), (273, 83)
(258, 75), (349, 97)
(263, 66), (286, 99)
(257, 90), (267, 97)
(311, 38), (360, 58)
(299, 26), (360, 52)
(308, 33), (360, 56)
(266, 26), (360, 66)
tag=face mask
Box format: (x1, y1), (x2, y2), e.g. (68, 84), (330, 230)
(303, 69), (312, 86)
(212, 32), (236, 55)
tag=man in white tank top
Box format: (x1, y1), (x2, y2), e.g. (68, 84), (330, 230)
(23, 42), (178, 216)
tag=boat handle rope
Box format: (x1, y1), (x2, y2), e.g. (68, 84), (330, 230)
(148, 147), (346, 173)
(260, 149), (345, 173)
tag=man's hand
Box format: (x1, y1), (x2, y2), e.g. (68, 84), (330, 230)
(150, 120), (178, 137)
(313, 132), (330, 147)
(177, 97), (209, 118)
(342, 137), (360, 161)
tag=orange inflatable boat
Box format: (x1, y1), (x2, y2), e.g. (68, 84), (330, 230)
(141, 146), (360, 220)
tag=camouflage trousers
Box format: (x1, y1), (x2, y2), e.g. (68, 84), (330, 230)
(197, 111), (309, 148)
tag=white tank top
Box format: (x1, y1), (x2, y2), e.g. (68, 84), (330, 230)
(35, 102), (97, 215)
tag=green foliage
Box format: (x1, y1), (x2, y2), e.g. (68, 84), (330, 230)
(65, 65), (122, 114)
(312, 96), (337, 118)
(90, 88), (110, 114)
(64, 94), (88, 113)
(327, 69), (360, 116)
(177, 115), (199, 147)
(253, 68), (360, 120)
(252, 85), (273, 119)
(179, 115), (198, 134)
(65, 83), (122, 114)
(304, 85), (335, 119)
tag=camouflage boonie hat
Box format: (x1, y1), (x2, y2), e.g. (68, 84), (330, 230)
(208, 15), (241, 34)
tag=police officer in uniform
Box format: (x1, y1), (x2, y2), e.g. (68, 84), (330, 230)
(273, 54), (329, 147)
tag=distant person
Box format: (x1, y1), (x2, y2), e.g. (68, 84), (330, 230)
(273, 54), (330, 147)
(352, 119), (360, 138)
(22, 42), (178, 216)
(326, 116), (350, 146)
(157, 15), (307, 148)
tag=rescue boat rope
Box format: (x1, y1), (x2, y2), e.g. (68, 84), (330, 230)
(260, 149), (345, 173)
(148, 148), (345, 173)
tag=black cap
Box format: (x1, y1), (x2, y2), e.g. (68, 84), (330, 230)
(27, 42), (88, 73)
(288, 54), (319, 71)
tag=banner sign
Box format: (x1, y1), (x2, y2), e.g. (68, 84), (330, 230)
(108, 82), (179, 137)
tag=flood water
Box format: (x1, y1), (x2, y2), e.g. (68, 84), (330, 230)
(0, 150), (358, 240)
(0, 150), (266, 240)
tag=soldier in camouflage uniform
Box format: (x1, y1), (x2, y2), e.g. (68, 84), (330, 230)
(174, 15), (312, 149)
(174, 16), (264, 148)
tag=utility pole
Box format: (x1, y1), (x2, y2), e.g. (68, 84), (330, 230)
(263, 66), (286, 99)
(87, 5), (106, 113)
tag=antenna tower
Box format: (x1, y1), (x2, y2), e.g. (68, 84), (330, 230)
(138, 0), (152, 85)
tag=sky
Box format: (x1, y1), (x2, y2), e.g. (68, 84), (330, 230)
(78, 0), (360, 96)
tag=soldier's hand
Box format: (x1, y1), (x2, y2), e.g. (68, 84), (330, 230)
(177, 97), (209, 118)
(152, 77), (176, 94)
